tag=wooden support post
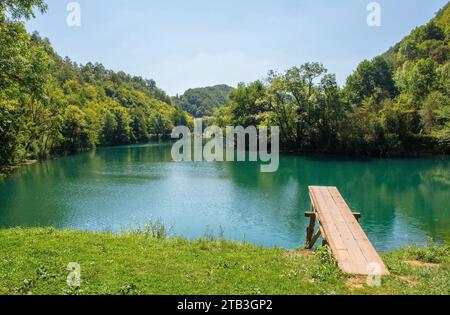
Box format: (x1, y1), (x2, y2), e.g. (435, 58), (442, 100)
(305, 211), (317, 249)
(304, 210), (358, 249)
(307, 229), (322, 249)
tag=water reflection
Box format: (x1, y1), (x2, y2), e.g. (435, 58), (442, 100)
(0, 143), (448, 251)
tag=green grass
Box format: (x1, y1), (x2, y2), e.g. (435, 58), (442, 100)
(0, 228), (448, 295)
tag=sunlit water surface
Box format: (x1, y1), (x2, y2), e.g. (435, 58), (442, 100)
(1, 143), (449, 251)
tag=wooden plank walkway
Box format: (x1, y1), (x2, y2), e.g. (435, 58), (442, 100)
(305, 186), (390, 276)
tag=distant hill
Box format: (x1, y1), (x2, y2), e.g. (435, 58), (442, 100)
(0, 2), (191, 167)
(341, 2), (450, 153)
(175, 84), (234, 117)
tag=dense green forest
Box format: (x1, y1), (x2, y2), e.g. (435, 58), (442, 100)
(1, 0), (449, 171)
(0, 0), (190, 168)
(211, 3), (450, 156)
(174, 84), (233, 117)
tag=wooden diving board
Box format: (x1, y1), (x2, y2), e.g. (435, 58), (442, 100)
(305, 186), (390, 276)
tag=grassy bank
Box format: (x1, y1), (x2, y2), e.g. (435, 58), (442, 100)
(0, 228), (448, 295)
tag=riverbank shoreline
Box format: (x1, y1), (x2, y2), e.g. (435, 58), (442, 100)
(2, 141), (449, 179)
(0, 141), (171, 178)
(0, 228), (448, 295)
(0, 160), (38, 178)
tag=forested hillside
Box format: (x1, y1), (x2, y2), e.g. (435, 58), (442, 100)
(0, 0), (190, 168)
(212, 3), (450, 156)
(175, 84), (233, 117)
(1, 0), (449, 170)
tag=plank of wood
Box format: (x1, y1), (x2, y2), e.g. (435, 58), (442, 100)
(327, 187), (389, 275)
(309, 187), (357, 274)
(326, 186), (389, 275)
(308, 186), (390, 276)
(315, 187), (368, 274)
(320, 186), (380, 274)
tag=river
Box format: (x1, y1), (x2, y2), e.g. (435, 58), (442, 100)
(0, 143), (449, 251)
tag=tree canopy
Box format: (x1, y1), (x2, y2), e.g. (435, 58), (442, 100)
(1, 0), (449, 168)
(175, 85), (233, 118)
(0, 1), (191, 166)
(0, 0), (47, 20)
(211, 3), (450, 156)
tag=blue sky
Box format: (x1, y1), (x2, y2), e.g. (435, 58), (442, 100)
(26, 0), (448, 95)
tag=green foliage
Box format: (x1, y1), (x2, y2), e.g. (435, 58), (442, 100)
(0, 15), (52, 165)
(0, 6), (191, 169)
(0, 0), (47, 20)
(61, 105), (96, 153)
(127, 219), (170, 240)
(130, 107), (150, 143)
(149, 111), (174, 138)
(405, 241), (450, 264)
(212, 4), (450, 157)
(344, 56), (398, 105)
(0, 101), (21, 165)
(310, 246), (343, 283)
(1, 1), (449, 168)
(421, 91), (450, 149)
(395, 58), (439, 100)
(175, 84), (233, 117)
(227, 81), (266, 127)
(0, 228), (448, 295)
(100, 107), (132, 146)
